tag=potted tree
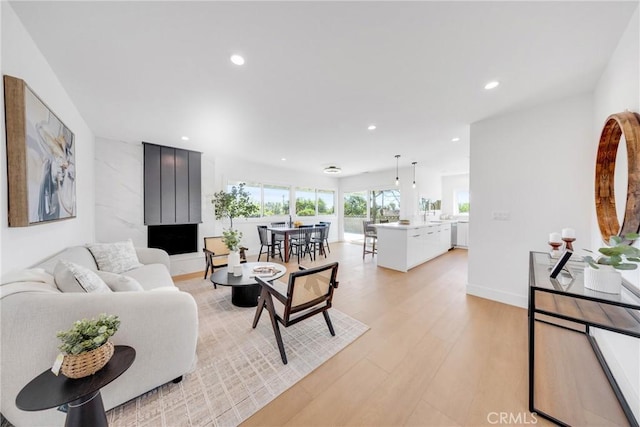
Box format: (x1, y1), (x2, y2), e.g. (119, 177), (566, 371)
(583, 233), (640, 294)
(212, 183), (259, 268)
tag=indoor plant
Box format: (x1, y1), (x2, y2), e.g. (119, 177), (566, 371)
(583, 233), (640, 294)
(56, 313), (120, 378)
(211, 183), (259, 229)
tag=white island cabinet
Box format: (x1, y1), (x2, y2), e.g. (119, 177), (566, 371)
(376, 222), (451, 272)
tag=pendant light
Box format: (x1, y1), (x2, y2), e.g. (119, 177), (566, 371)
(412, 162), (417, 188)
(394, 155), (401, 186)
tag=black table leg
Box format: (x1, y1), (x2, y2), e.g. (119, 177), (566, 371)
(65, 391), (107, 427)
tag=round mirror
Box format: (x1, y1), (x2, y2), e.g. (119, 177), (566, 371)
(594, 111), (640, 242)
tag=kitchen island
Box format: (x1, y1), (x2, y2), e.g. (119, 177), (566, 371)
(376, 222), (452, 272)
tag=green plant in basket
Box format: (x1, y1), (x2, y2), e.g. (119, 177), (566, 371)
(57, 313), (120, 355)
(583, 233), (640, 270)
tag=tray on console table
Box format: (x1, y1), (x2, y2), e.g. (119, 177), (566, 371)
(528, 251), (640, 427)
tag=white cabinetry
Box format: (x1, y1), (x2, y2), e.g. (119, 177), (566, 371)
(456, 222), (469, 248)
(376, 222), (452, 272)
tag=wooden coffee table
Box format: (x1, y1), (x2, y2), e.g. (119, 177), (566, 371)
(210, 262), (286, 307)
(16, 345), (135, 427)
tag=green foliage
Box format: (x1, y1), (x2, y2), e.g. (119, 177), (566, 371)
(212, 183), (260, 228)
(222, 228), (243, 251)
(458, 202), (470, 213)
(584, 233), (640, 270)
(344, 195), (367, 216)
(57, 314), (120, 355)
(295, 198), (316, 216)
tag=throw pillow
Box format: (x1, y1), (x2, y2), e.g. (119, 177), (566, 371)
(54, 261), (112, 293)
(96, 271), (144, 292)
(87, 239), (142, 274)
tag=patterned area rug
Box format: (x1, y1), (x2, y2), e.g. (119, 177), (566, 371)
(107, 277), (369, 426)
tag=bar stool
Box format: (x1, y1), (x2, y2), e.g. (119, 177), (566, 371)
(363, 220), (377, 259)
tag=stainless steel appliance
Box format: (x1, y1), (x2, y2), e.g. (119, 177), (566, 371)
(450, 222), (457, 249)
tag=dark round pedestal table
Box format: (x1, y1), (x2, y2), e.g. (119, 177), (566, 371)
(16, 345), (135, 427)
(210, 262), (286, 307)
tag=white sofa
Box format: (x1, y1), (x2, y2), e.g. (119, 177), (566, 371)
(0, 246), (199, 426)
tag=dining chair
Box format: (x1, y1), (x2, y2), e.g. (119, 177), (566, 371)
(203, 236), (248, 285)
(311, 224), (328, 259)
(319, 221), (331, 253)
(269, 222), (286, 245)
(257, 225), (283, 262)
(289, 225), (314, 263)
(252, 262), (340, 364)
(362, 220), (377, 259)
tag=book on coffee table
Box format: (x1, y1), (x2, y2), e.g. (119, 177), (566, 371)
(250, 265), (281, 278)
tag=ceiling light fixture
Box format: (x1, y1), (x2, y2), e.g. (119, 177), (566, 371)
(281, 158), (287, 161)
(451, 137), (460, 142)
(412, 162), (417, 189)
(394, 154), (401, 186)
(324, 166), (342, 174)
(484, 81), (500, 90)
(230, 54), (245, 66)
(181, 136), (189, 141)
(368, 125), (377, 130)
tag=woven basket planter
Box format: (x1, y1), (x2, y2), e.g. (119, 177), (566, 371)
(61, 341), (114, 379)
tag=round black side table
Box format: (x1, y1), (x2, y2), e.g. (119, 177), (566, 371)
(16, 345), (135, 427)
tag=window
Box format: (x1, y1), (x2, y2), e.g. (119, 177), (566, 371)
(295, 188), (316, 216)
(455, 190), (470, 214)
(370, 189), (400, 222)
(263, 185), (290, 216)
(317, 190), (335, 215)
(227, 181), (261, 217)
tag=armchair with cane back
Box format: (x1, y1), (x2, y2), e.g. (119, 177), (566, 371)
(252, 262), (339, 364)
(203, 236), (247, 285)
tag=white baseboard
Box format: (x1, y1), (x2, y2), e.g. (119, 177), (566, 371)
(466, 282), (528, 308)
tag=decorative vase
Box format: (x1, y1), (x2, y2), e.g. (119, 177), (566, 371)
(227, 250), (241, 273)
(583, 265), (622, 294)
(61, 340), (114, 379)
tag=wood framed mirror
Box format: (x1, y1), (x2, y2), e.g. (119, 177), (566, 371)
(595, 111), (640, 242)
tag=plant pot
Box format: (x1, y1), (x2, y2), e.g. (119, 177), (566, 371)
(583, 265), (622, 294)
(61, 340), (114, 379)
(227, 250), (241, 273)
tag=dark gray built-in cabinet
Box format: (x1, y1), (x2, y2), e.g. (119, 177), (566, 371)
(143, 142), (201, 225)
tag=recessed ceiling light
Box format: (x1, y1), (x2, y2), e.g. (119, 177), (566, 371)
(484, 81), (500, 90)
(451, 137), (460, 142)
(368, 125), (376, 130)
(181, 136), (189, 141)
(230, 54), (245, 66)
(281, 158), (286, 161)
(323, 166), (342, 174)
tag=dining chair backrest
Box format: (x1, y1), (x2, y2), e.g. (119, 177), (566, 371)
(319, 221), (331, 234)
(363, 220), (376, 235)
(313, 224), (328, 240)
(257, 225), (270, 245)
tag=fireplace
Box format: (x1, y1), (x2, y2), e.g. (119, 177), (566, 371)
(148, 224), (198, 255)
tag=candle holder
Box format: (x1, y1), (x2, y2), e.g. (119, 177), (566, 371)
(549, 241), (563, 258)
(562, 237), (576, 251)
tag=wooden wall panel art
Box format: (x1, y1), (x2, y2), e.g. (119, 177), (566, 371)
(595, 111), (640, 242)
(3, 75), (76, 227)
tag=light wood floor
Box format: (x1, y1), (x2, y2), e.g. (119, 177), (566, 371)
(186, 243), (627, 427)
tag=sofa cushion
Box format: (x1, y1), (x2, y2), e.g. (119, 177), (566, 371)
(37, 246), (99, 275)
(54, 261), (112, 294)
(87, 239), (142, 274)
(96, 271), (144, 292)
(122, 264), (175, 291)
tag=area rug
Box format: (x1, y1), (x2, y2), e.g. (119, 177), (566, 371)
(106, 276), (369, 427)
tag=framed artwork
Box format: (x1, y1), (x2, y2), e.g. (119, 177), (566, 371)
(4, 75), (76, 227)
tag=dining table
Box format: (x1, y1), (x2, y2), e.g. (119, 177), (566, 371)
(265, 225), (326, 262)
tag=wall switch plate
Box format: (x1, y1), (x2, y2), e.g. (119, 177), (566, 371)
(492, 211), (510, 220)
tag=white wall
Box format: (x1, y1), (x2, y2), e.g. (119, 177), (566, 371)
(0, 3), (95, 275)
(468, 93), (594, 307)
(591, 6), (640, 421)
(94, 141), (340, 275)
(441, 173), (469, 217)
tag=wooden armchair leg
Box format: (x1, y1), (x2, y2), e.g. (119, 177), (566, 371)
(264, 292), (288, 364)
(252, 288), (267, 328)
(323, 311), (336, 336)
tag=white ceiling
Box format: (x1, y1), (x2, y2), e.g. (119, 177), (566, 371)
(9, 1), (638, 177)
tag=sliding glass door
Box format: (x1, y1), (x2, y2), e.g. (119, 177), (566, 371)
(343, 188), (401, 242)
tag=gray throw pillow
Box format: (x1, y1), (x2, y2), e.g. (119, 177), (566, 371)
(87, 239), (143, 274)
(54, 260), (112, 293)
(96, 271), (144, 292)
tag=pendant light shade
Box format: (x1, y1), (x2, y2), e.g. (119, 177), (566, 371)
(394, 155), (401, 186)
(412, 162), (417, 188)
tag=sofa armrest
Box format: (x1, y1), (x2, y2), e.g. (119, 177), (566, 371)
(136, 247), (170, 270)
(0, 290), (198, 426)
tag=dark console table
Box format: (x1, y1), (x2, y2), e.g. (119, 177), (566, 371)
(528, 251), (640, 427)
(16, 345), (135, 427)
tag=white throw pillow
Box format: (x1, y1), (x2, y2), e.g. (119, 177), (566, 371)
(87, 239), (142, 274)
(54, 261), (112, 293)
(96, 271), (144, 292)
